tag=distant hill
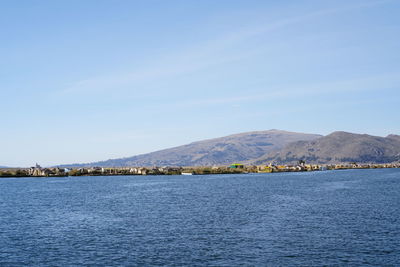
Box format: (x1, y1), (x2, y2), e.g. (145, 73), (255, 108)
(254, 131), (400, 165)
(61, 130), (321, 167)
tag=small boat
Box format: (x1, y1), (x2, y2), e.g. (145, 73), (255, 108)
(181, 172), (193, 175)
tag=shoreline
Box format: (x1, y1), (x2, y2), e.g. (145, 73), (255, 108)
(1, 163), (399, 178)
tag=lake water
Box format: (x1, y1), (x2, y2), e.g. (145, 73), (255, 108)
(1, 169), (400, 266)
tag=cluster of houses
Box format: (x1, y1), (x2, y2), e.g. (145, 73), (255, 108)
(0, 164), (68, 177)
(27, 164), (67, 177)
(68, 166), (182, 176)
(256, 162), (400, 173)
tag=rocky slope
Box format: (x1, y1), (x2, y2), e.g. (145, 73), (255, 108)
(254, 131), (400, 165)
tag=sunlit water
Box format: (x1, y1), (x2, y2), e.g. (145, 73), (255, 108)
(1, 169), (400, 266)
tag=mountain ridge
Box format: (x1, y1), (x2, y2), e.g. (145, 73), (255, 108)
(59, 130), (321, 167)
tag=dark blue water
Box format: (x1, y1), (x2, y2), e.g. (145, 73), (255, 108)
(1, 169), (400, 266)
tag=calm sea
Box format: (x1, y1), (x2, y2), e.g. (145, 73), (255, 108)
(1, 169), (399, 266)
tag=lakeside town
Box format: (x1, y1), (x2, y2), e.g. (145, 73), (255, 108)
(0, 162), (399, 178)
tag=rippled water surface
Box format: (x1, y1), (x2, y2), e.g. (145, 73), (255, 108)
(1, 169), (400, 266)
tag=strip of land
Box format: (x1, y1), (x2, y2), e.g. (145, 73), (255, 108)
(1, 163), (399, 178)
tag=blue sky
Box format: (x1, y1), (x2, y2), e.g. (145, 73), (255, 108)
(1, 0), (400, 167)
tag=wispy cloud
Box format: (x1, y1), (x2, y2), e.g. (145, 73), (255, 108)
(168, 71), (400, 108)
(58, 0), (392, 97)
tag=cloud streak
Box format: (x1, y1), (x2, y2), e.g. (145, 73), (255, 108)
(58, 0), (392, 97)
(164, 71), (400, 108)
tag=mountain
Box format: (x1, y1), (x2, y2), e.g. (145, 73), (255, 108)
(62, 130), (321, 167)
(254, 131), (400, 165)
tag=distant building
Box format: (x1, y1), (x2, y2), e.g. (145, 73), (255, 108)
(229, 163), (244, 169)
